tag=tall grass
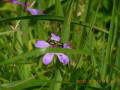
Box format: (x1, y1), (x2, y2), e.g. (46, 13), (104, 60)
(0, 0), (120, 90)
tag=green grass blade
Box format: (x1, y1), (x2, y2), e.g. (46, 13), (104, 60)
(112, 37), (120, 90)
(0, 15), (108, 34)
(0, 48), (94, 65)
(55, 0), (64, 16)
(4, 79), (49, 90)
(101, 0), (116, 81)
(89, 0), (102, 32)
(112, 1), (120, 89)
(72, 0), (79, 47)
(61, 0), (74, 42)
(77, 0), (90, 49)
(75, 0), (91, 70)
(50, 69), (62, 90)
(44, 0), (68, 14)
(0, 49), (45, 66)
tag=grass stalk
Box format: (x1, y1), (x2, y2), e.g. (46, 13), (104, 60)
(101, 0), (116, 82)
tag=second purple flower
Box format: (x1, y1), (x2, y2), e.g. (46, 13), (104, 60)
(7, 0), (44, 15)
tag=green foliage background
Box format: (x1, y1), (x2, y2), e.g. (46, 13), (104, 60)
(0, 0), (120, 90)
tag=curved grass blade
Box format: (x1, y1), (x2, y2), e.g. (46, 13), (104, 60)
(4, 79), (50, 90)
(0, 48), (94, 65)
(0, 15), (108, 34)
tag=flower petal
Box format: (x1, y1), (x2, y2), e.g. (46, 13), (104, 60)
(63, 43), (71, 49)
(39, 11), (45, 15)
(43, 53), (54, 65)
(27, 8), (39, 15)
(56, 53), (69, 64)
(51, 33), (60, 41)
(35, 40), (50, 48)
(8, 0), (23, 5)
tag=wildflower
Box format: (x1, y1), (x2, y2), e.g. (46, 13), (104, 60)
(8, 0), (24, 6)
(27, 8), (44, 15)
(7, 0), (44, 15)
(35, 33), (71, 65)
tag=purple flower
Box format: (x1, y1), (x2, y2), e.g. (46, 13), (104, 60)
(8, 0), (44, 15)
(51, 33), (60, 41)
(64, 43), (71, 49)
(35, 33), (71, 65)
(8, 0), (24, 6)
(8, 0), (19, 4)
(27, 8), (44, 15)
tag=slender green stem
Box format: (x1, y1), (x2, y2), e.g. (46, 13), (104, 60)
(101, 0), (116, 81)
(89, 0), (102, 31)
(61, 0), (74, 42)
(77, 0), (90, 49)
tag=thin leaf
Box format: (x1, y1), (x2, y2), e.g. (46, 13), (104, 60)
(101, 0), (116, 81)
(0, 15), (108, 34)
(0, 48), (94, 65)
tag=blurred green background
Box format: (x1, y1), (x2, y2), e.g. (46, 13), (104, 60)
(0, 0), (120, 90)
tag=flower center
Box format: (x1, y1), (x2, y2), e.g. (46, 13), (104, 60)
(48, 40), (63, 48)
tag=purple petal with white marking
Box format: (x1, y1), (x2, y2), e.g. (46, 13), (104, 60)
(43, 53), (54, 65)
(51, 33), (60, 41)
(27, 8), (39, 15)
(56, 53), (69, 64)
(35, 40), (50, 48)
(64, 43), (71, 49)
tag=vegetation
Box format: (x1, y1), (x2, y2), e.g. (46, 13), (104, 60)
(0, 0), (120, 90)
